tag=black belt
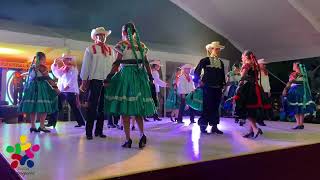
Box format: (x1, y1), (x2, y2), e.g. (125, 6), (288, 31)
(113, 59), (148, 65)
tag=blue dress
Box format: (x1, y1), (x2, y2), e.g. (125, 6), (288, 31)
(286, 72), (316, 116)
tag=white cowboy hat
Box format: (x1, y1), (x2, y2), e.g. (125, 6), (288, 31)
(181, 64), (194, 69)
(91, 27), (112, 40)
(258, 58), (268, 64)
(206, 41), (225, 50)
(58, 54), (76, 62)
(149, 60), (163, 66)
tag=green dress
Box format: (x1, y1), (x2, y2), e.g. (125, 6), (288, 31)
(186, 87), (203, 111)
(104, 41), (156, 116)
(165, 75), (180, 110)
(18, 65), (58, 113)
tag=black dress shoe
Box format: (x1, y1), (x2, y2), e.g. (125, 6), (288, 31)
(239, 120), (246, 126)
(95, 134), (107, 138)
(154, 117), (162, 121)
(74, 124), (84, 128)
(30, 127), (40, 133)
(144, 118), (150, 122)
(292, 125), (304, 130)
(234, 118), (239, 123)
(139, 135), (147, 149)
(243, 131), (254, 138)
(86, 136), (93, 140)
(170, 117), (175, 122)
(258, 121), (267, 126)
(122, 139), (132, 148)
(212, 128), (224, 135)
(45, 124), (53, 127)
(108, 124), (117, 128)
(38, 127), (51, 133)
(253, 128), (263, 139)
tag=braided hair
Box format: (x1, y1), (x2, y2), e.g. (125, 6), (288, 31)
(296, 62), (312, 108)
(123, 22), (145, 64)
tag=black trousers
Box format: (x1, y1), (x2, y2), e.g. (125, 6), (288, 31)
(13, 88), (23, 105)
(48, 92), (86, 126)
(177, 94), (195, 122)
(86, 80), (105, 136)
(198, 86), (222, 128)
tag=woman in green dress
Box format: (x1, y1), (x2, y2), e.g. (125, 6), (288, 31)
(105, 23), (156, 149)
(19, 52), (59, 133)
(165, 67), (181, 122)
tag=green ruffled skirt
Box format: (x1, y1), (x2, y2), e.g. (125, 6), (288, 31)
(18, 80), (58, 113)
(186, 88), (203, 111)
(104, 65), (156, 116)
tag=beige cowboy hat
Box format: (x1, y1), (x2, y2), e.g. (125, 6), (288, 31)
(57, 54), (76, 62)
(91, 27), (112, 40)
(257, 58), (269, 64)
(181, 64), (194, 69)
(149, 59), (163, 66)
(206, 41), (225, 50)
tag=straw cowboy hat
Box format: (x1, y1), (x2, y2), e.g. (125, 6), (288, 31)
(149, 59), (163, 66)
(206, 41), (225, 50)
(181, 64), (194, 69)
(91, 27), (112, 40)
(258, 58), (269, 64)
(57, 54), (76, 62)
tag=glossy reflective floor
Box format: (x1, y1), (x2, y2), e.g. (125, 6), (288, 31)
(1, 118), (320, 180)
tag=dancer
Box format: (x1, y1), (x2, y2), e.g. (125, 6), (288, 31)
(165, 67), (182, 122)
(177, 64), (195, 124)
(150, 59), (168, 121)
(234, 50), (271, 138)
(19, 52), (58, 133)
(105, 22), (156, 149)
(257, 59), (271, 126)
(46, 54), (86, 128)
(12, 71), (24, 105)
(80, 27), (115, 140)
(194, 41), (226, 134)
(282, 61), (316, 129)
(223, 64), (241, 118)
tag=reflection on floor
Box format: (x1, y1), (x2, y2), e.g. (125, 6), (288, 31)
(1, 118), (320, 180)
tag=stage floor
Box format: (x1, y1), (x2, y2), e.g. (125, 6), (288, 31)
(1, 118), (320, 180)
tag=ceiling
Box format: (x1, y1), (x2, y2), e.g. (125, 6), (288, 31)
(170, 0), (320, 62)
(0, 0), (240, 61)
(0, 42), (83, 64)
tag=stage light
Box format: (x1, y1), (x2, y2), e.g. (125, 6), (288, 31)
(0, 47), (23, 55)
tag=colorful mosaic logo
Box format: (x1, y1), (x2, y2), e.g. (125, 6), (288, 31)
(5, 135), (40, 169)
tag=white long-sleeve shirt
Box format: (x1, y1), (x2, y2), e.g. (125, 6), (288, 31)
(259, 72), (271, 93)
(151, 70), (166, 93)
(80, 44), (115, 81)
(177, 74), (195, 95)
(51, 64), (80, 94)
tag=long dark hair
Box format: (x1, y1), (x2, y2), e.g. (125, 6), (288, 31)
(243, 50), (261, 85)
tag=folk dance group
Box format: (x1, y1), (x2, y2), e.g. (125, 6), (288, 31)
(18, 22), (316, 149)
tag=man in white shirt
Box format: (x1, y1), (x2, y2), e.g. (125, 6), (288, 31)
(150, 60), (168, 121)
(80, 27), (115, 140)
(258, 58), (271, 126)
(47, 55), (85, 128)
(177, 64), (196, 124)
